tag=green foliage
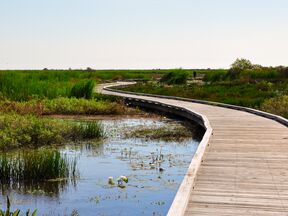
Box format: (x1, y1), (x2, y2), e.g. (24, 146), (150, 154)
(203, 70), (227, 82)
(231, 58), (253, 71)
(0, 149), (77, 185)
(160, 71), (188, 85)
(73, 121), (104, 140)
(228, 58), (254, 79)
(0, 197), (36, 216)
(0, 71), (73, 101)
(122, 80), (287, 117)
(203, 62), (286, 83)
(0, 69), (171, 101)
(0, 113), (104, 150)
(256, 81), (273, 91)
(0, 114), (66, 150)
(70, 80), (95, 99)
(0, 97), (133, 116)
(261, 95), (288, 118)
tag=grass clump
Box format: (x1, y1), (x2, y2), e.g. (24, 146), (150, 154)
(0, 113), (104, 151)
(0, 149), (77, 185)
(70, 80), (95, 99)
(72, 121), (104, 140)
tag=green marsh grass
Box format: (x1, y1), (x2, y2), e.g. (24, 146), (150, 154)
(0, 113), (104, 150)
(72, 121), (105, 140)
(70, 80), (95, 99)
(122, 71), (288, 117)
(0, 149), (78, 185)
(0, 97), (135, 116)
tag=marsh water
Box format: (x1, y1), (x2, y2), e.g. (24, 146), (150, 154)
(0, 118), (202, 216)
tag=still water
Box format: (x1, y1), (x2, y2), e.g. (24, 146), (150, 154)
(0, 118), (201, 216)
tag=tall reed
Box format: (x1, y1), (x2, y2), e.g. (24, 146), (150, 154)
(0, 149), (78, 185)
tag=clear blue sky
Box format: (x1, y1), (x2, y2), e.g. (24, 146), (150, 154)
(1, 0), (287, 69)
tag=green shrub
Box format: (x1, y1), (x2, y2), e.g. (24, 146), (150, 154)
(227, 58), (254, 80)
(256, 81), (273, 91)
(261, 95), (288, 118)
(0, 114), (104, 150)
(160, 71), (188, 85)
(70, 80), (95, 99)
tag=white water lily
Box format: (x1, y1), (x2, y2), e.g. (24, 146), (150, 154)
(117, 175), (129, 187)
(120, 176), (128, 183)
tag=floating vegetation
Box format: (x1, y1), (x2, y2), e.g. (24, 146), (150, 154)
(125, 124), (194, 142)
(0, 149), (78, 187)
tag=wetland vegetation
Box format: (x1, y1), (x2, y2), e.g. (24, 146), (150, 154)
(125, 122), (200, 142)
(1, 59), (285, 214)
(0, 118), (201, 215)
(0, 68), (203, 215)
(120, 59), (288, 118)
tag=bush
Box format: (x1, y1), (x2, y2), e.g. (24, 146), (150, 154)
(160, 71), (188, 85)
(0, 114), (104, 150)
(256, 81), (273, 91)
(70, 80), (95, 99)
(261, 95), (288, 118)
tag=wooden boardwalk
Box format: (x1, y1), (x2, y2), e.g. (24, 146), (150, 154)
(98, 83), (288, 215)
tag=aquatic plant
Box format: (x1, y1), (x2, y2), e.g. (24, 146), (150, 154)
(126, 124), (194, 141)
(0, 196), (37, 216)
(117, 176), (129, 188)
(0, 149), (78, 185)
(72, 121), (104, 140)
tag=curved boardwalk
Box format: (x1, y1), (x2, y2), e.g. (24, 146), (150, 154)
(98, 83), (288, 215)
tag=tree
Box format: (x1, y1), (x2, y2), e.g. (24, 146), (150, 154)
(228, 58), (253, 79)
(231, 58), (253, 71)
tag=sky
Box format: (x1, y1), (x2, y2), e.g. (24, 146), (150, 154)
(0, 0), (288, 69)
